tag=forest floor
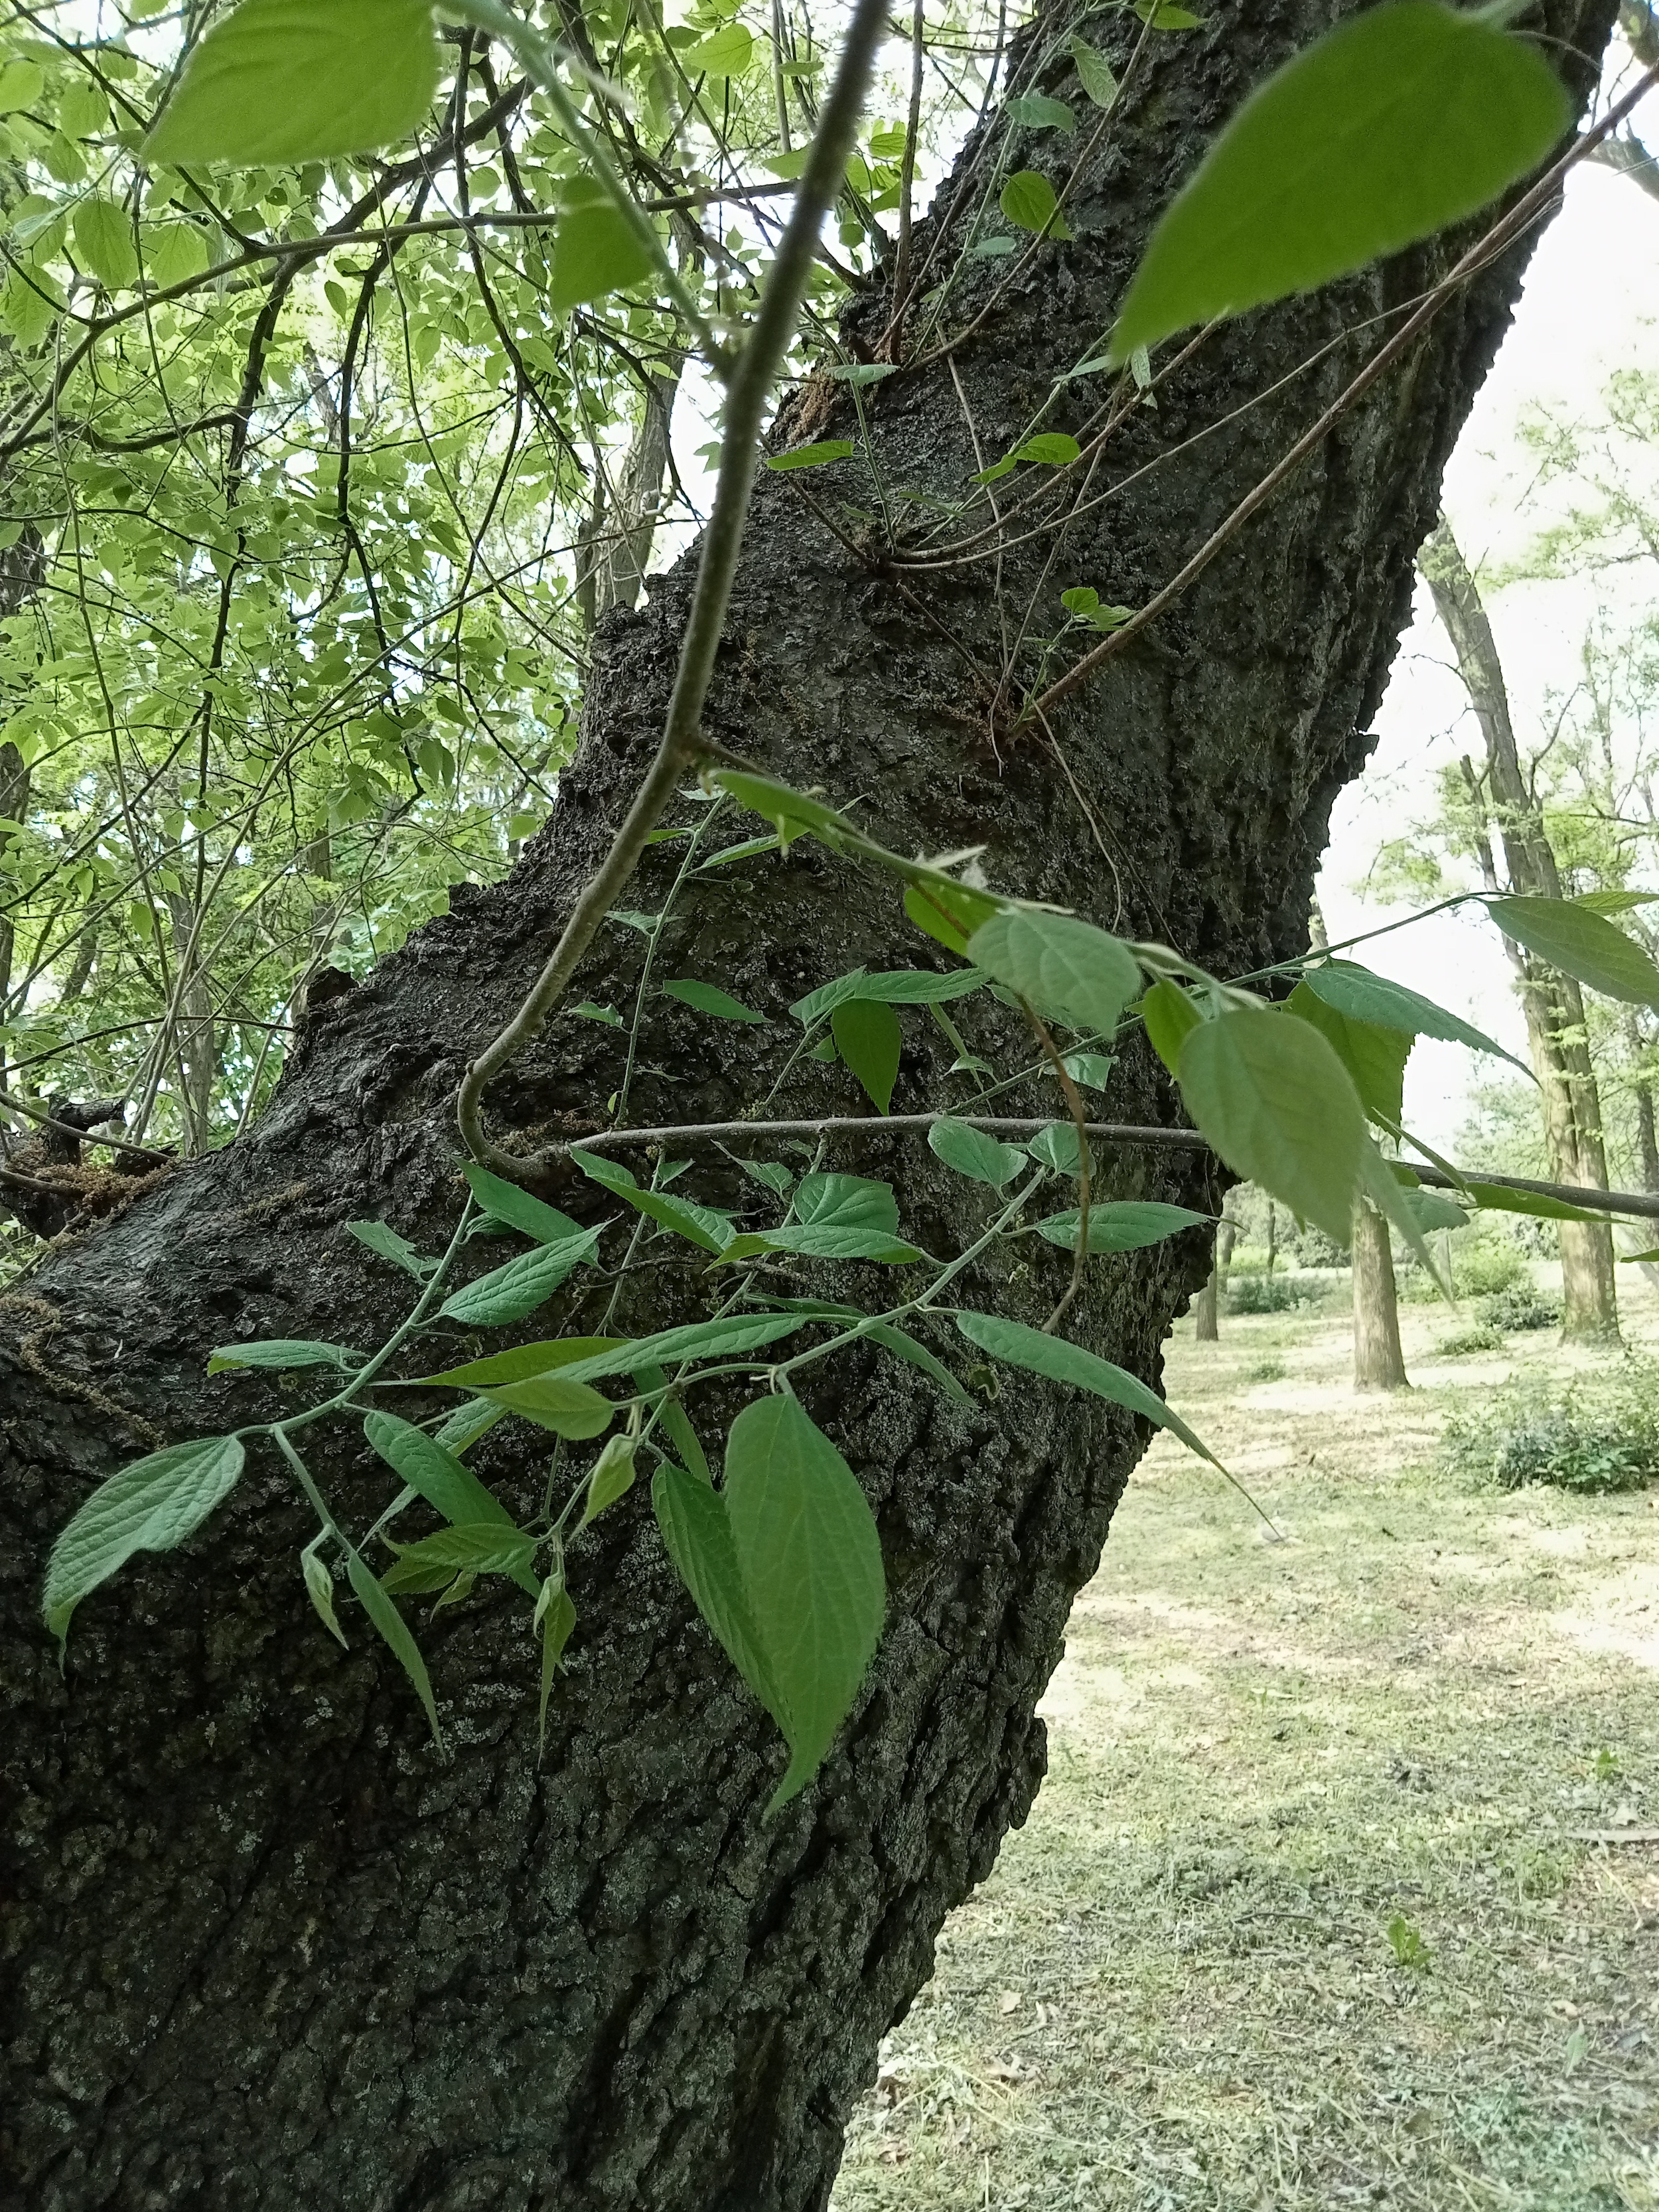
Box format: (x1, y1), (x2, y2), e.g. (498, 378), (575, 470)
(830, 1272), (1659, 2212)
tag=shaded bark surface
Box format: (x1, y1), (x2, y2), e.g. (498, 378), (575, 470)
(1, 5), (1614, 2208)
(1351, 1197), (1407, 1392)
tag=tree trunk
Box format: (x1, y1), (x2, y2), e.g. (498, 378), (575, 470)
(0, 5), (1614, 2206)
(1265, 1197), (1277, 1276)
(1351, 1195), (1407, 1392)
(1194, 1268), (1219, 1341)
(1421, 520), (1620, 1343)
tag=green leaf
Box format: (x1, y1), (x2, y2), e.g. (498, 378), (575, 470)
(723, 1396), (885, 1810)
(536, 1578), (577, 1752)
(928, 1116), (1027, 1186)
(968, 910), (1139, 1035)
(1061, 1050), (1116, 1093)
(462, 1161), (584, 1245)
(568, 1149), (734, 1254)
(1178, 1006), (1366, 1244)
(1486, 895), (1659, 1009)
(1109, 2), (1569, 362)
(904, 877), (1001, 956)
(1619, 1248), (1659, 1264)
(438, 1226), (601, 1325)
(146, 0), (441, 165)
(1464, 1180), (1611, 1225)
(707, 769), (855, 848)
(716, 1173), (922, 1266)
(1005, 93), (1076, 134)
(956, 1311), (1220, 1465)
(557, 1313), (806, 1384)
(792, 966), (987, 1027)
(832, 997), (902, 1114)
(1574, 889), (1659, 917)
(346, 1548), (442, 1745)
(550, 179), (656, 313)
(766, 440), (855, 472)
(206, 1337), (359, 1375)
(469, 1374), (614, 1439)
(361, 1410), (532, 1585)
(1286, 979), (1411, 1128)
(1000, 169), (1072, 240)
(1027, 1121), (1083, 1174)
(346, 1218), (439, 1278)
(1135, 0), (1204, 23)
(573, 1000), (623, 1026)
(580, 1434), (638, 1526)
(145, 221), (211, 289)
(662, 977), (766, 1023)
(432, 1400), (507, 1457)
(1299, 959), (1526, 1072)
(384, 1521), (536, 1587)
(72, 197), (138, 292)
(697, 833), (782, 871)
(653, 1460), (786, 1718)
(1060, 586), (1135, 631)
(684, 22), (754, 74)
(1035, 1201), (1210, 1252)
(0, 60), (43, 111)
(637, 1362), (711, 1483)
(301, 1549), (348, 1649)
(1015, 433), (1081, 465)
(863, 1321), (972, 1406)
(44, 1436), (246, 1647)
(1070, 34), (1119, 108)
(418, 1338), (628, 1388)
(1398, 1185), (1469, 1234)
(1140, 978), (1201, 1076)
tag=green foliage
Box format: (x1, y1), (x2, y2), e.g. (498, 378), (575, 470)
(43, 1435), (246, 1647)
(147, 0), (441, 164)
(1441, 1364), (1659, 1495)
(967, 910), (1139, 1035)
(1110, 2), (1569, 361)
(928, 1116), (1027, 1186)
(1179, 1008), (1366, 1246)
(1226, 1270), (1326, 1315)
(1486, 895), (1659, 1008)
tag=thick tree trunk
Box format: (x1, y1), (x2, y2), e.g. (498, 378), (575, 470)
(1421, 520), (1620, 1343)
(1194, 1268), (1219, 1341)
(1351, 1195), (1407, 1392)
(0, 5), (1613, 2207)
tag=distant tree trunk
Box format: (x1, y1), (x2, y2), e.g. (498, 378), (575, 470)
(1194, 1269), (1219, 1341)
(1216, 1207), (1238, 1291)
(1421, 519), (1619, 1343)
(1352, 1195), (1408, 1390)
(0, 5), (1616, 2207)
(1265, 1198), (1277, 1276)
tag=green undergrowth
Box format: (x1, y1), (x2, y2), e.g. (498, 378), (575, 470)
(832, 1293), (1659, 2211)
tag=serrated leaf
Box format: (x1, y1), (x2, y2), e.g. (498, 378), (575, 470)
(346, 1548), (442, 1745)
(580, 1434), (638, 1526)
(1487, 895), (1659, 1009)
(766, 440), (855, 471)
(1000, 169), (1072, 239)
(1109, 2), (1569, 362)
(1061, 1050), (1116, 1093)
(147, 0), (440, 165)
(662, 977), (766, 1023)
(723, 1396), (885, 1810)
(550, 180), (656, 313)
(928, 1116), (1027, 1186)
(956, 1311), (1220, 1465)
(1464, 1180), (1611, 1224)
(72, 197), (138, 292)
(43, 1436), (246, 1647)
(385, 1521), (536, 1582)
(684, 21), (754, 74)
(1015, 433), (1080, 465)
(1035, 1201), (1210, 1252)
(1398, 1185), (1469, 1234)
(470, 1373), (614, 1439)
(1287, 979), (1410, 1128)
(1005, 92), (1076, 134)
(1140, 979), (1200, 1075)
(206, 1337), (360, 1375)
(1070, 34), (1119, 108)
(462, 1161), (584, 1245)
(1299, 959), (1527, 1073)
(1574, 889), (1659, 916)
(438, 1225), (601, 1325)
(568, 1149), (734, 1254)
(1027, 1121), (1082, 1174)
(653, 1461), (786, 1719)
(557, 1313), (806, 1383)
(419, 1338), (628, 1388)
(302, 1549), (348, 1648)
(361, 1412), (537, 1592)
(904, 877), (1001, 956)
(968, 910), (1139, 1035)
(791, 966), (987, 1027)
(832, 997), (902, 1114)
(1178, 1006), (1366, 1244)
(346, 1218), (439, 1278)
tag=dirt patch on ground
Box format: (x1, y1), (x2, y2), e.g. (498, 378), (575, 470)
(831, 1278), (1659, 2210)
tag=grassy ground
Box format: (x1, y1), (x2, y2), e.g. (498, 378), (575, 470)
(831, 1272), (1659, 2212)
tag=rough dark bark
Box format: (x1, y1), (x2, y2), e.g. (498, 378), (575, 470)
(1, 5), (1615, 2208)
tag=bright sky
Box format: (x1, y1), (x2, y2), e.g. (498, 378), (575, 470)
(1317, 92), (1659, 1151)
